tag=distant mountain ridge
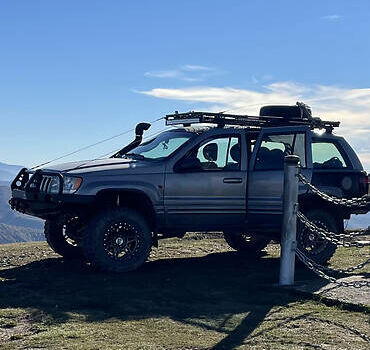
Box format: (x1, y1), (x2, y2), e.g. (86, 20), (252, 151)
(0, 185), (43, 229)
(0, 184), (44, 244)
(0, 223), (43, 243)
(347, 213), (370, 229)
(0, 161), (23, 182)
(0, 160), (368, 245)
(0, 161), (44, 244)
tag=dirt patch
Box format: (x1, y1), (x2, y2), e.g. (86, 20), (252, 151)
(0, 311), (45, 344)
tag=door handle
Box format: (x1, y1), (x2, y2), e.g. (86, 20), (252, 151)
(223, 178), (243, 184)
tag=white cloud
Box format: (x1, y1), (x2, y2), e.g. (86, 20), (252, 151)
(144, 65), (217, 82)
(181, 65), (213, 71)
(262, 74), (273, 81)
(144, 70), (182, 79)
(139, 82), (370, 171)
(321, 14), (343, 21)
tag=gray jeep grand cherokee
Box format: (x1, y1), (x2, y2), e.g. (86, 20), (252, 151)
(10, 103), (369, 272)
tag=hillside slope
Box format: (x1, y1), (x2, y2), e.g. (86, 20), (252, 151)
(0, 238), (368, 350)
(0, 223), (43, 243)
(0, 185), (43, 244)
(0, 186), (42, 229)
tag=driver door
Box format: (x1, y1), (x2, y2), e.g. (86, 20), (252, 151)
(164, 132), (247, 230)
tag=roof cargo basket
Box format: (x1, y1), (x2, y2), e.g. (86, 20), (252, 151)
(165, 102), (340, 133)
(260, 105), (309, 120)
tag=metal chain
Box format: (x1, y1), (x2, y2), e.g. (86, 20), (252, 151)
(343, 227), (370, 236)
(295, 248), (370, 288)
(291, 171), (370, 288)
(305, 316), (370, 343)
(298, 173), (369, 209)
(297, 211), (370, 248)
(316, 257), (370, 275)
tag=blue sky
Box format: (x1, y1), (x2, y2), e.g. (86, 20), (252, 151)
(0, 0), (369, 169)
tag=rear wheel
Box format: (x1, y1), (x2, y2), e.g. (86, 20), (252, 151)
(224, 232), (270, 254)
(44, 218), (84, 259)
(297, 209), (337, 265)
(83, 208), (152, 272)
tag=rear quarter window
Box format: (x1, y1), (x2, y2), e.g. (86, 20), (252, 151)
(312, 140), (348, 169)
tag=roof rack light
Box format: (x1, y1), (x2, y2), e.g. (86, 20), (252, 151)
(166, 117), (200, 126)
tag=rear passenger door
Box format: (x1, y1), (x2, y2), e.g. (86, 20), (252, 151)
(247, 126), (311, 230)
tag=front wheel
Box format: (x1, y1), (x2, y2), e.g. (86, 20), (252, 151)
(83, 208), (152, 272)
(297, 209), (337, 265)
(44, 219), (84, 259)
(224, 232), (270, 254)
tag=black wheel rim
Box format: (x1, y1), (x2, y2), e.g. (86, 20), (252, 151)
(63, 217), (84, 247)
(103, 221), (140, 260)
(240, 233), (261, 244)
(299, 219), (329, 256)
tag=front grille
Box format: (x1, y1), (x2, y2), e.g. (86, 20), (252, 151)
(28, 174), (60, 194)
(40, 176), (53, 193)
(11, 168), (62, 194)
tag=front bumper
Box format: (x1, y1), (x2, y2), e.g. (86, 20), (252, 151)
(9, 168), (94, 219)
(10, 189), (94, 219)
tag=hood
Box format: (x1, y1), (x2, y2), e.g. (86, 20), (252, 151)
(41, 158), (153, 174)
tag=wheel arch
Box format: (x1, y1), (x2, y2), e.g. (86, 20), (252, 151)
(93, 189), (157, 231)
(299, 194), (345, 232)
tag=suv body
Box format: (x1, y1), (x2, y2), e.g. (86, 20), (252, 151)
(9, 105), (369, 272)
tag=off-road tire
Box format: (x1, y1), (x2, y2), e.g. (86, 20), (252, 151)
(297, 209), (337, 265)
(44, 220), (84, 259)
(83, 208), (152, 273)
(224, 232), (270, 254)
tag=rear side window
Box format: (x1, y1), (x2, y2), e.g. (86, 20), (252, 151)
(255, 133), (306, 170)
(312, 141), (348, 169)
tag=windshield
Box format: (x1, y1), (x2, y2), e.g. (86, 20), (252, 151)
(125, 131), (192, 160)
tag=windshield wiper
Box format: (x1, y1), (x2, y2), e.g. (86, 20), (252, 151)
(125, 153), (146, 160)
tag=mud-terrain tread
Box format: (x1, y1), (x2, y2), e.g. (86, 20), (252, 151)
(44, 220), (84, 259)
(297, 209), (337, 265)
(224, 232), (270, 254)
(83, 207), (152, 273)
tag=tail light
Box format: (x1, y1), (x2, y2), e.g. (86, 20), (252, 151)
(359, 173), (370, 195)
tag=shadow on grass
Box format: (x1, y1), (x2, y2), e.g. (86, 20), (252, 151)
(0, 251), (325, 349)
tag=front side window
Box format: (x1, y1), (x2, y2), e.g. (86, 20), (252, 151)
(255, 133), (306, 170)
(312, 141), (348, 168)
(126, 131), (192, 160)
(182, 136), (241, 171)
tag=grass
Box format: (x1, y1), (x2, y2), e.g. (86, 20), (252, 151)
(0, 235), (369, 349)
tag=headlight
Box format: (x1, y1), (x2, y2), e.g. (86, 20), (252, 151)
(63, 176), (83, 194)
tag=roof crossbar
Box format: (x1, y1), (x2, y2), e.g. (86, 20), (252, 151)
(165, 102), (340, 132)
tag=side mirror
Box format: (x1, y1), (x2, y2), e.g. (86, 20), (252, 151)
(175, 158), (202, 172)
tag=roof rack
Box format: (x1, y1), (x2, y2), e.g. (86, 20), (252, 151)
(165, 102), (340, 133)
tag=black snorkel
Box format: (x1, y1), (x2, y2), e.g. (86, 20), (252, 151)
(112, 122), (151, 158)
